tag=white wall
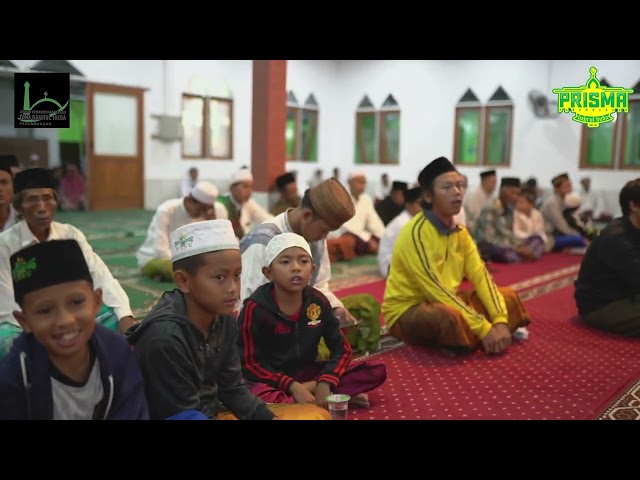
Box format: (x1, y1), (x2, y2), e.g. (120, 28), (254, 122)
(332, 60), (640, 195)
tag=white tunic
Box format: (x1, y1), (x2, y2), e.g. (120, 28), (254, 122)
(513, 209), (548, 244)
(578, 187), (608, 219)
(222, 194), (273, 237)
(377, 210), (412, 277)
(331, 193), (385, 242)
(181, 177), (196, 197)
(239, 211), (343, 309)
(0, 206), (17, 233)
(0, 221), (133, 326)
(136, 197), (228, 268)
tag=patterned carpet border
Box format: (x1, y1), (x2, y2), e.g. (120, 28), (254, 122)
(597, 379), (640, 420)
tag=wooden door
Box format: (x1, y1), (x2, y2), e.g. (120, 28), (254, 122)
(86, 82), (145, 210)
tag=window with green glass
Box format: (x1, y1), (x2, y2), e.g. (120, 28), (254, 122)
(354, 94), (400, 165)
(286, 107), (299, 161)
(300, 108), (318, 162)
(484, 106), (512, 166)
(578, 79), (640, 170)
(284, 92), (319, 162)
(622, 99), (640, 168)
(355, 111), (377, 164)
(581, 122), (615, 168)
(379, 110), (400, 164)
(454, 107), (481, 165)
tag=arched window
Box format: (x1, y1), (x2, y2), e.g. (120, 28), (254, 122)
(286, 91), (319, 162)
(354, 94), (400, 164)
(453, 86), (513, 167)
(580, 78), (640, 171)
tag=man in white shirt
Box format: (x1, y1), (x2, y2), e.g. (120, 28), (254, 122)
(378, 186), (423, 277)
(326, 172), (386, 262)
(136, 181), (226, 282)
(375, 173), (392, 204)
(0, 157), (17, 233)
(217, 167), (273, 240)
(0, 169), (137, 358)
(181, 167), (199, 197)
(464, 169), (497, 231)
(578, 176), (611, 222)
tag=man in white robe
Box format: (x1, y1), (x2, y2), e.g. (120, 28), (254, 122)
(217, 167), (273, 239)
(180, 167), (198, 197)
(0, 157), (17, 233)
(326, 172), (386, 262)
(137, 181), (225, 281)
(377, 186), (423, 277)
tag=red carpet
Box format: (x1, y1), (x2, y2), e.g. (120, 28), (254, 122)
(349, 285), (640, 420)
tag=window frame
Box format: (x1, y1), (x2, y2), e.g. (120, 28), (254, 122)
(618, 96), (640, 171)
(180, 93), (234, 161)
(453, 105), (483, 167)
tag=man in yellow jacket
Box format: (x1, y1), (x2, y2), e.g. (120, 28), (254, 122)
(382, 157), (530, 355)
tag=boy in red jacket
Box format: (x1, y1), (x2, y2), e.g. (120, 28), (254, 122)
(238, 232), (386, 410)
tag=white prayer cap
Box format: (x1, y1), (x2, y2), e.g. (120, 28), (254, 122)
(264, 232), (312, 267)
(170, 219), (239, 262)
(564, 192), (582, 209)
(190, 181), (218, 205)
(231, 168), (253, 185)
(348, 171), (366, 181)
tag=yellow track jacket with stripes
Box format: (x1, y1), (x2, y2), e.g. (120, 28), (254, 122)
(382, 209), (508, 339)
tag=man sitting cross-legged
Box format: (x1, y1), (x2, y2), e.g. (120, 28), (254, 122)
(0, 168), (137, 359)
(382, 157), (531, 355)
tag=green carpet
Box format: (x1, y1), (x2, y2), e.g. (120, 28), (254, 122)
(55, 210), (381, 318)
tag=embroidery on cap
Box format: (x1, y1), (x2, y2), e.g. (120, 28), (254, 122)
(13, 257), (37, 281)
(174, 233), (194, 250)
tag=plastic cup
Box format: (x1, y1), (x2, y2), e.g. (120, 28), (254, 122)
(326, 394), (350, 420)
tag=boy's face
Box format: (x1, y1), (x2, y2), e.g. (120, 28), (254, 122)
(262, 247), (313, 294)
(14, 282), (102, 360)
(177, 250), (242, 316)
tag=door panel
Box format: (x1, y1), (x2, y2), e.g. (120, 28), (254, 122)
(86, 82), (144, 210)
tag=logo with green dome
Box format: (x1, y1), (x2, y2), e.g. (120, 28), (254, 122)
(14, 72), (70, 128)
(552, 67), (633, 128)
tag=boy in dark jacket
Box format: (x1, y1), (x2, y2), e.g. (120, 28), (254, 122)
(128, 220), (330, 420)
(238, 232), (386, 410)
(0, 240), (149, 420)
